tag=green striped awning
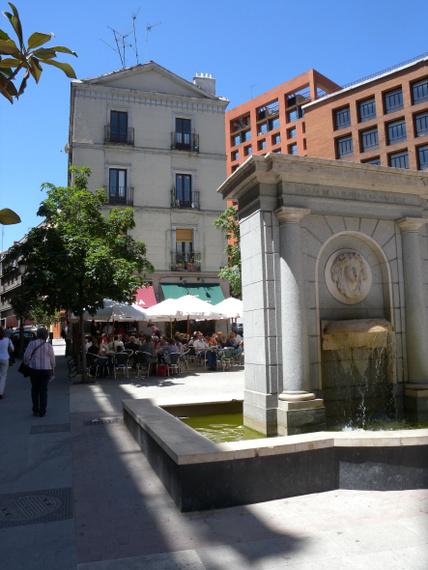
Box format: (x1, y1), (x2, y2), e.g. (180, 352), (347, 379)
(160, 283), (225, 305)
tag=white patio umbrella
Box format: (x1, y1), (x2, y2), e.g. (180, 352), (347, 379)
(145, 294), (224, 335)
(214, 297), (243, 319)
(83, 299), (149, 321)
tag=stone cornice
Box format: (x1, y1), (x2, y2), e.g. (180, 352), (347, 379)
(218, 154), (428, 201)
(275, 206), (311, 224)
(72, 85), (228, 113)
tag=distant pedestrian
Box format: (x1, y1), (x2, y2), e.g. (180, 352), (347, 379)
(0, 326), (14, 398)
(24, 327), (56, 417)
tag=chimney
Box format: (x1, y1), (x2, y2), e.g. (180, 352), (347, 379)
(193, 72), (216, 95)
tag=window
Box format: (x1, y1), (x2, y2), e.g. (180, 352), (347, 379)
(334, 107), (351, 129)
(418, 145), (428, 169)
(415, 112), (428, 137)
(361, 128), (379, 152)
(358, 98), (376, 122)
(242, 130), (251, 142)
(109, 111), (129, 143)
(268, 117), (280, 130)
(175, 118), (191, 149)
(175, 174), (192, 207)
(244, 145), (252, 156)
(287, 108), (303, 122)
(384, 88), (403, 113)
(232, 134), (240, 147)
(364, 157), (381, 165)
(389, 151), (409, 169)
(288, 143), (298, 155)
(258, 139), (266, 150)
(412, 78), (428, 105)
(231, 151), (239, 161)
(109, 169), (127, 204)
(272, 133), (281, 145)
(287, 127), (296, 139)
(387, 119), (407, 144)
(336, 135), (353, 158)
(173, 228), (200, 270)
(259, 122), (268, 135)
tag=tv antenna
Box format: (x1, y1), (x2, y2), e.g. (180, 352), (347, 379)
(102, 9), (141, 68)
(145, 21), (161, 62)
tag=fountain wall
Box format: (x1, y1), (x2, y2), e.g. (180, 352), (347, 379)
(217, 154), (428, 434)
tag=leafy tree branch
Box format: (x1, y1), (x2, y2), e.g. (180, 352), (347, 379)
(0, 2), (77, 103)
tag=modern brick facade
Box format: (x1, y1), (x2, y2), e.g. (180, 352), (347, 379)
(225, 70), (341, 177)
(304, 55), (428, 171)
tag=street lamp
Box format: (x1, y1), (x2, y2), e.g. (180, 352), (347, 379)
(17, 258), (26, 358)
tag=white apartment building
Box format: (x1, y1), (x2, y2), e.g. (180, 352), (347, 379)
(67, 62), (230, 305)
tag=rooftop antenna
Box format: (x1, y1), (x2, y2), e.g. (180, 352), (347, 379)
(145, 21), (161, 63)
(250, 84), (255, 98)
(102, 10), (141, 68)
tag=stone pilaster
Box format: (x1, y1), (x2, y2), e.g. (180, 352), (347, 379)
(275, 207), (325, 434)
(397, 217), (428, 421)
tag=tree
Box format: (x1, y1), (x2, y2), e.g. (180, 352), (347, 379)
(0, 2), (77, 103)
(213, 205), (241, 298)
(4, 166), (154, 380)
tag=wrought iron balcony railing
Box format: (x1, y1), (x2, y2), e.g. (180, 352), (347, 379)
(105, 187), (134, 206)
(170, 252), (201, 272)
(170, 188), (200, 209)
(171, 132), (199, 152)
(104, 126), (134, 146)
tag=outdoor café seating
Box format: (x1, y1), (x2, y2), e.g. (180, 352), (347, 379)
(135, 350), (157, 379)
(113, 351), (130, 378)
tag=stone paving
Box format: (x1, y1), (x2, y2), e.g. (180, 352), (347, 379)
(0, 341), (427, 569)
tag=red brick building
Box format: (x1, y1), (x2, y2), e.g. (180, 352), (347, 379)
(225, 70), (341, 177)
(304, 54), (428, 171)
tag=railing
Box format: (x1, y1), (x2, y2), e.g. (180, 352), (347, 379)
(170, 252), (201, 272)
(171, 132), (199, 152)
(105, 187), (134, 206)
(171, 189), (200, 209)
(104, 126), (134, 146)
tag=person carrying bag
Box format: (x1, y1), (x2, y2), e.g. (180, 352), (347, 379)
(23, 327), (55, 417)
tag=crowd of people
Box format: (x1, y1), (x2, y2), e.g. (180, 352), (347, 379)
(84, 322), (244, 377)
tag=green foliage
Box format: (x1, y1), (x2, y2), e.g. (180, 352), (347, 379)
(4, 167), (153, 378)
(0, 2), (77, 103)
(29, 306), (61, 329)
(213, 205), (241, 297)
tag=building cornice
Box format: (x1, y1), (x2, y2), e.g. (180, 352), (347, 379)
(72, 84), (228, 114)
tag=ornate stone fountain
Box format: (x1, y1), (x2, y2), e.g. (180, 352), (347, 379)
(218, 154), (428, 434)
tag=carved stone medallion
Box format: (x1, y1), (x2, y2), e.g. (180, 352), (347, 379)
(325, 250), (372, 305)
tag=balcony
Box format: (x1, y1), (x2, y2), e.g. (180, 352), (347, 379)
(171, 189), (200, 210)
(105, 187), (134, 206)
(170, 252), (201, 272)
(171, 132), (199, 152)
(104, 126), (134, 146)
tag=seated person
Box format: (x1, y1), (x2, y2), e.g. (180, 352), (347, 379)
(158, 338), (180, 363)
(218, 334), (233, 349)
(193, 332), (217, 370)
(139, 334), (157, 361)
(87, 338), (109, 377)
(204, 333), (217, 346)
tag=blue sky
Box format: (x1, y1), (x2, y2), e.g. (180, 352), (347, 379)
(2, 0), (428, 250)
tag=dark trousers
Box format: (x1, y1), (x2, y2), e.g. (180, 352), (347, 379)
(30, 368), (50, 415)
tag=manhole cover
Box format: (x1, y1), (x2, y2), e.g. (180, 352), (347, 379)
(0, 494), (62, 521)
(0, 488), (73, 528)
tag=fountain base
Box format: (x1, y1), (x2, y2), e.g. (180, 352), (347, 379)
(123, 398), (428, 512)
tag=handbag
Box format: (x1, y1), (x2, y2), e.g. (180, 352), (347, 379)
(18, 341), (45, 377)
(18, 361), (30, 377)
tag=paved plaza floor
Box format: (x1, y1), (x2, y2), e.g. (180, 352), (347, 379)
(0, 340), (427, 569)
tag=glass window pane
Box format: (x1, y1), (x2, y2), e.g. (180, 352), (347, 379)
(415, 112), (428, 136)
(390, 151), (409, 169)
(384, 89), (403, 113)
(337, 136), (353, 158)
(361, 128), (379, 151)
(359, 98), (376, 122)
(387, 120), (407, 144)
(335, 107), (351, 129)
(412, 79), (428, 104)
(418, 145), (428, 169)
